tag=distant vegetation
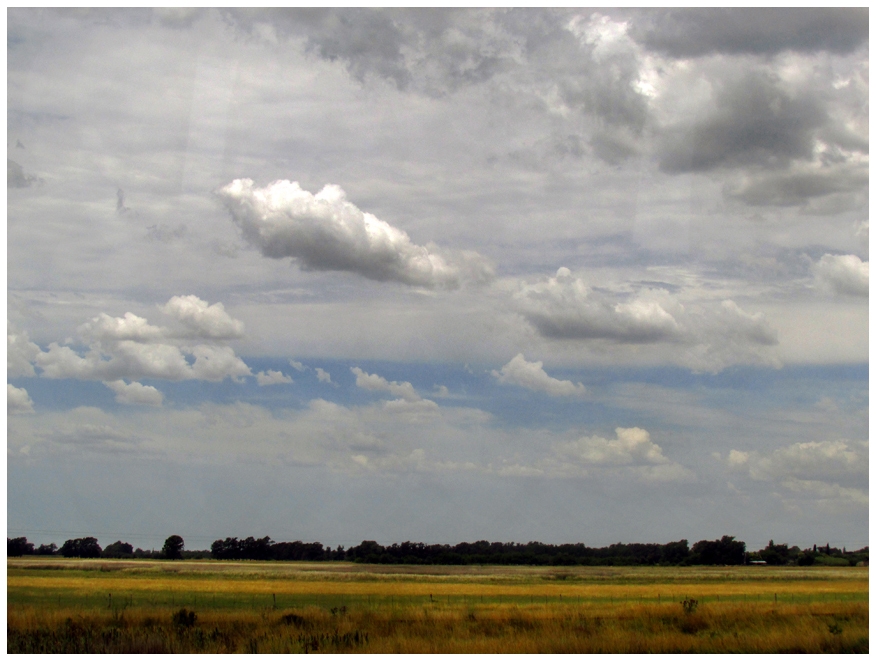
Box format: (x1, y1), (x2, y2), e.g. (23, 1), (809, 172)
(7, 535), (868, 567)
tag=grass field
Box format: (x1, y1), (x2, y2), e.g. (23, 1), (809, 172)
(7, 558), (868, 653)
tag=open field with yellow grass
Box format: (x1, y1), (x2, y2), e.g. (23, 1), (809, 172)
(8, 558), (868, 653)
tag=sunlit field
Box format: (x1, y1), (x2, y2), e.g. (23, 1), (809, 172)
(8, 558), (868, 653)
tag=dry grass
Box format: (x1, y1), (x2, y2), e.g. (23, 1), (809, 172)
(7, 559), (868, 653)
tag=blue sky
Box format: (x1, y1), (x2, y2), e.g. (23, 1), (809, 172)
(7, 8), (869, 552)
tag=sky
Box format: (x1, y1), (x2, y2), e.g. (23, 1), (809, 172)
(7, 8), (869, 553)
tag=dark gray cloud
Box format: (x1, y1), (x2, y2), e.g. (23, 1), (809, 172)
(629, 8), (868, 58)
(8, 159), (39, 188)
(724, 166), (869, 208)
(657, 71), (826, 173)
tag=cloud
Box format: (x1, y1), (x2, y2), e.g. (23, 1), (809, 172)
(103, 379), (164, 406)
(289, 360), (307, 372)
(256, 369), (293, 386)
(28, 298), (252, 383)
(351, 367), (421, 402)
(516, 268), (681, 343)
(315, 367), (332, 383)
(628, 8), (869, 58)
(657, 70), (825, 174)
(8, 384), (34, 414)
(161, 295), (245, 339)
(813, 254), (868, 297)
(726, 439), (868, 506)
(723, 164), (869, 210)
(217, 179), (494, 288)
(493, 353), (586, 397)
(7, 159), (39, 188)
(8, 323), (41, 377)
(515, 268), (780, 372)
(500, 426), (693, 482)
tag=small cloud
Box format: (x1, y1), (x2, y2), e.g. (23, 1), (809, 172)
(289, 360), (307, 372)
(162, 295), (245, 339)
(103, 379), (163, 406)
(256, 369), (293, 386)
(8, 159), (39, 188)
(433, 385), (450, 398)
(8, 384), (34, 414)
(813, 254), (868, 297)
(315, 367), (332, 384)
(116, 188), (131, 214)
(492, 353), (586, 397)
(146, 223), (186, 242)
(351, 367), (420, 402)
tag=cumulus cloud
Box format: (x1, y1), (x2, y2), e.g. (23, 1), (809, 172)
(25, 297), (252, 383)
(493, 353), (586, 397)
(161, 295), (245, 339)
(515, 268), (779, 372)
(498, 426), (692, 482)
(813, 254), (868, 297)
(103, 379), (164, 406)
(351, 367), (422, 402)
(516, 267), (681, 343)
(256, 369), (293, 386)
(216, 179), (494, 288)
(726, 439), (867, 506)
(8, 323), (41, 377)
(8, 384), (34, 414)
(289, 360), (306, 372)
(315, 367), (332, 383)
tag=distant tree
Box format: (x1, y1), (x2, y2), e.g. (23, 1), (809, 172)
(690, 536), (745, 565)
(102, 540), (134, 558)
(8, 537), (34, 556)
(162, 535), (185, 560)
(35, 543), (58, 556)
(60, 537), (102, 558)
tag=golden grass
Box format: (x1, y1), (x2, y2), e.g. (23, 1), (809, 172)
(7, 559), (868, 653)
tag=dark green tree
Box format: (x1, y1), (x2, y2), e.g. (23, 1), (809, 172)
(102, 540), (134, 558)
(59, 537), (102, 558)
(162, 535), (185, 560)
(7, 537), (34, 556)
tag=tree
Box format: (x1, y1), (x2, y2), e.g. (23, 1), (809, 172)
(162, 535), (185, 560)
(102, 540), (134, 558)
(59, 537), (102, 558)
(8, 537), (34, 556)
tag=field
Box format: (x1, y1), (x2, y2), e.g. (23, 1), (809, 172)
(7, 558), (868, 653)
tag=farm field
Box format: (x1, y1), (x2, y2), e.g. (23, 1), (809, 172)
(7, 558), (868, 653)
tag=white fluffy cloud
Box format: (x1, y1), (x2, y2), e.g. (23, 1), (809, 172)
(26, 297), (252, 384)
(497, 427), (691, 482)
(7, 323), (40, 377)
(103, 379), (164, 406)
(8, 384), (34, 414)
(492, 353), (586, 397)
(256, 369), (293, 386)
(162, 295), (245, 339)
(515, 268), (780, 372)
(813, 254), (869, 297)
(726, 439), (867, 506)
(315, 368), (332, 383)
(217, 179), (494, 289)
(351, 366), (421, 402)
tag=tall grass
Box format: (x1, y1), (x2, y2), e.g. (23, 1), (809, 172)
(8, 560), (867, 653)
(7, 600), (868, 653)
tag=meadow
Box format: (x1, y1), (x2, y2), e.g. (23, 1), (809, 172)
(7, 558), (868, 653)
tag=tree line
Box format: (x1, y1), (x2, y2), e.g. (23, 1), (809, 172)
(7, 534), (869, 566)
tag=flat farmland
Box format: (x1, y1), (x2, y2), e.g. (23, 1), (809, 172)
(7, 559), (868, 653)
